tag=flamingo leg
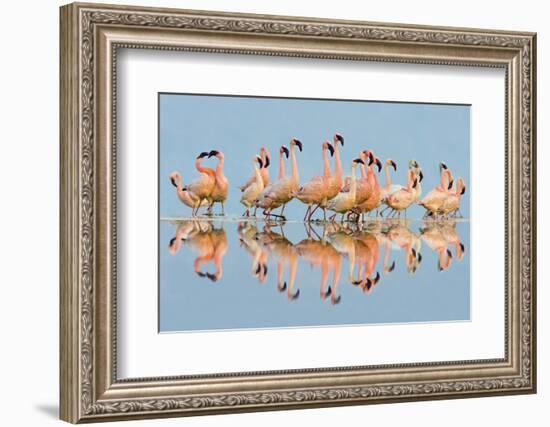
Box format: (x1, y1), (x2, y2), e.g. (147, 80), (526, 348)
(303, 205), (311, 222)
(308, 204), (320, 221)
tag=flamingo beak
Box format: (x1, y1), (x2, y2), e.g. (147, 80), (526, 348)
(440, 162), (448, 170)
(448, 180), (454, 190)
(264, 155), (270, 168)
(375, 158), (382, 172)
(294, 140), (303, 152)
(170, 177), (177, 187)
(419, 170), (424, 182)
(335, 133), (344, 146)
(282, 146), (289, 158)
(390, 160), (397, 171)
(461, 186), (466, 195)
(169, 237), (176, 247)
(327, 143), (334, 157)
(208, 150), (219, 158)
(368, 152), (374, 165)
(257, 157), (263, 168)
(388, 261), (396, 272)
(413, 178), (418, 189)
(353, 158), (364, 165)
(197, 151), (209, 159)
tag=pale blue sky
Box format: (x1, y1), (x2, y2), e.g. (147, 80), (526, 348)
(159, 93), (470, 219)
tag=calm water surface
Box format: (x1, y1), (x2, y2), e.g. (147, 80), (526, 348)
(159, 218), (470, 332)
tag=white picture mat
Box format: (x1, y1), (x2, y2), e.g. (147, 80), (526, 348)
(116, 49), (505, 378)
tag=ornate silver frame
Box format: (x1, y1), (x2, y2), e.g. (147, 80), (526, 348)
(60, 2), (537, 423)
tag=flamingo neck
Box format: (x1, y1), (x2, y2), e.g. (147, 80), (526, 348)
(279, 152), (285, 179)
(360, 162), (366, 179)
(439, 169), (451, 191)
(385, 164), (392, 190)
(215, 157), (224, 176)
(290, 145), (298, 183)
(334, 143), (342, 179)
(455, 181), (463, 196)
(406, 171), (414, 192)
(195, 159), (214, 176)
(322, 147), (331, 177)
(254, 163), (264, 190)
(370, 164), (379, 188)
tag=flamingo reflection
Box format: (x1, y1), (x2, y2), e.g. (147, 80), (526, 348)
(255, 223), (300, 300)
(237, 221), (269, 283)
(168, 220), (228, 282)
(295, 223), (342, 304)
(419, 220), (466, 271)
(383, 219), (422, 274)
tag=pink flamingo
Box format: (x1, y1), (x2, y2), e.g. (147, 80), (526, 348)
(169, 172), (207, 211)
(207, 150), (228, 215)
(326, 158), (365, 222)
(294, 141), (334, 221)
(240, 146), (270, 191)
(240, 156), (264, 216)
(355, 150), (382, 219)
(385, 169), (418, 217)
(256, 138), (302, 220)
(341, 150), (374, 208)
(440, 178), (466, 217)
(179, 152), (216, 216)
(418, 162), (454, 218)
(325, 133), (345, 202)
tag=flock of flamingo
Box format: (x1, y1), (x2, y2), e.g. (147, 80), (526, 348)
(168, 219), (466, 304)
(169, 133), (466, 222)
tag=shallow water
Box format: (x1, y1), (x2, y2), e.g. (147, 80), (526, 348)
(159, 217), (470, 332)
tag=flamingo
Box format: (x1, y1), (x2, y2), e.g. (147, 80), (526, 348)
(169, 172), (207, 211)
(207, 150), (228, 215)
(240, 155), (264, 216)
(276, 145), (289, 179)
(180, 152), (216, 216)
(341, 150), (374, 210)
(326, 158), (364, 222)
(325, 133), (345, 201)
(440, 178), (466, 217)
(293, 141), (334, 221)
(256, 138), (302, 220)
(240, 146), (270, 191)
(409, 159), (424, 202)
(355, 151), (382, 219)
(418, 162), (454, 218)
(379, 159), (399, 202)
(385, 169), (418, 217)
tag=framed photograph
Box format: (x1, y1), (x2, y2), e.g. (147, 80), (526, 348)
(60, 2), (537, 423)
